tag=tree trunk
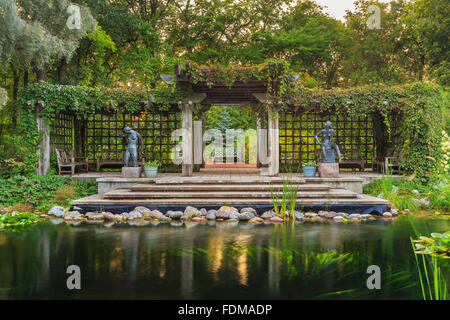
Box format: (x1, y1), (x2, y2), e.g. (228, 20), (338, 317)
(23, 70), (29, 87)
(34, 64), (47, 81)
(12, 70), (19, 129)
(57, 58), (67, 83)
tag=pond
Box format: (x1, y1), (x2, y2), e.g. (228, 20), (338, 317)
(0, 215), (448, 299)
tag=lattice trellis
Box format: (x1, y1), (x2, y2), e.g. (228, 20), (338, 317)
(50, 112), (74, 153)
(279, 112), (375, 167)
(85, 111), (182, 167)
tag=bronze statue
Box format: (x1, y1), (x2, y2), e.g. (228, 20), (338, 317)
(121, 127), (144, 167)
(315, 121), (341, 163)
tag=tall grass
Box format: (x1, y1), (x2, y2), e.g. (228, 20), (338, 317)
(270, 171), (299, 220)
(408, 217), (448, 300)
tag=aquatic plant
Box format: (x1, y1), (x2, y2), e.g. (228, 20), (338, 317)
(412, 232), (450, 259)
(0, 211), (41, 232)
(408, 218), (449, 300)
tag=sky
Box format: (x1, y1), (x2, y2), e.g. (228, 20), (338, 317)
(312, 0), (391, 21)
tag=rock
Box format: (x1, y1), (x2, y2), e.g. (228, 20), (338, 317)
(72, 206), (82, 211)
(412, 189), (420, 195)
(133, 206), (152, 215)
(238, 212), (255, 221)
(383, 212), (393, 218)
(333, 216), (344, 221)
(317, 163), (339, 178)
(157, 215), (170, 222)
(168, 211), (183, 219)
(165, 210), (173, 217)
(260, 211), (275, 219)
(419, 198), (430, 206)
(184, 206), (201, 219)
(48, 206), (66, 217)
(392, 209), (399, 216)
(124, 211), (142, 220)
(228, 218), (239, 222)
(150, 210), (164, 219)
(305, 212), (318, 218)
(200, 208), (208, 216)
(64, 211), (83, 221)
(248, 217), (264, 223)
(103, 212), (115, 221)
(206, 211), (216, 220)
(270, 216), (284, 223)
(192, 216), (205, 222)
(216, 210), (230, 219)
(170, 222), (184, 227)
(40, 214), (49, 219)
(207, 209), (217, 215)
(241, 207), (257, 215)
(219, 206), (238, 214)
(294, 212), (304, 220)
(229, 211), (240, 219)
(85, 212), (104, 220)
(336, 212), (348, 217)
(360, 214), (372, 220)
(348, 214), (361, 220)
(318, 211), (337, 219)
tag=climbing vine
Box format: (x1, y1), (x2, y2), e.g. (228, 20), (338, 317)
(17, 73), (446, 181)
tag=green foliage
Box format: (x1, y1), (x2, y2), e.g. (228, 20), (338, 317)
(144, 160), (160, 167)
(413, 232), (450, 259)
(303, 160), (317, 167)
(0, 211), (41, 232)
(0, 175), (97, 212)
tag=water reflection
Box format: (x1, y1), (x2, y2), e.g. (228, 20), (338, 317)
(0, 218), (448, 299)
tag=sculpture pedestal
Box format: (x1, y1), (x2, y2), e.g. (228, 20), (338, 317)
(318, 163), (339, 178)
(121, 167), (143, 178)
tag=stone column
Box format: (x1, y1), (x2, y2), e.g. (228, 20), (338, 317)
(181, 102), (193, 176)
(36, 101), (50, 175)
(268, 110), (279, 176)
(256, 117), (263, 168)
(193, 120), (203, 172)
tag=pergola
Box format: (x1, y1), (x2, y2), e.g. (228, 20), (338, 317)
(35, 63), (379, 177)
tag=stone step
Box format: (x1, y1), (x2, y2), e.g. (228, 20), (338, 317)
(103, 189), (358, 199)
(130, 183), (330, 192)
(72, 193), (389, 206)
(155, 178), (306, 185)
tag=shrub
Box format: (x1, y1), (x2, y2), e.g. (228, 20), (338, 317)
(54, 184), (77, 203)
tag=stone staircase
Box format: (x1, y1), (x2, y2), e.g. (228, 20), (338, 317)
(90, 178), (377, 206)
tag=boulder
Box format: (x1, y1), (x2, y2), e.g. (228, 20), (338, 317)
(216, 210), (230, 219)
(192, 216), (205, 222)
(238, 212), (255, 221)
(200, 208), (208, 216)
(184, 206), (201, 219)
(294, 212), (304, 220)
(383, 212), (393, 218)
(391, 209), (399, 216)
(248, 217), (264, 223)
(133, 206), (152, 215)
(318, 211), (338, 219)
(336, 212), (348, 217)
(229, 211), (240, 220)
(260, 211), (275, 219)
(333, 216), (344, 221)
(305, 212), (318, 218)
(240, 207), (257, 215)
(269, 216), (284, 223)
(360, 214), (372, 220)
(64, 211), (83, 221)
(125, 211), (142, 220)
(150, 210), (164, 219)
(219, 206), (238, 214)
(348, 214), (361, 220)
(48, 206), (66, 217)
(85, 212), (104, 220)
(102, 212), (115, 221)
(206, 211), (216, 220)
(168, 211), (183, 219)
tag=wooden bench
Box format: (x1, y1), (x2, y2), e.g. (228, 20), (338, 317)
(56, 149), (89, 175)
(315, 148), (364, 171)
(340, 148), (365, 172)
(372, 148), (402, 174)
(97, 149), (146, 171)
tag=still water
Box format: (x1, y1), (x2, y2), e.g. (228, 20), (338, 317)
(0, 216), (448, 299)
